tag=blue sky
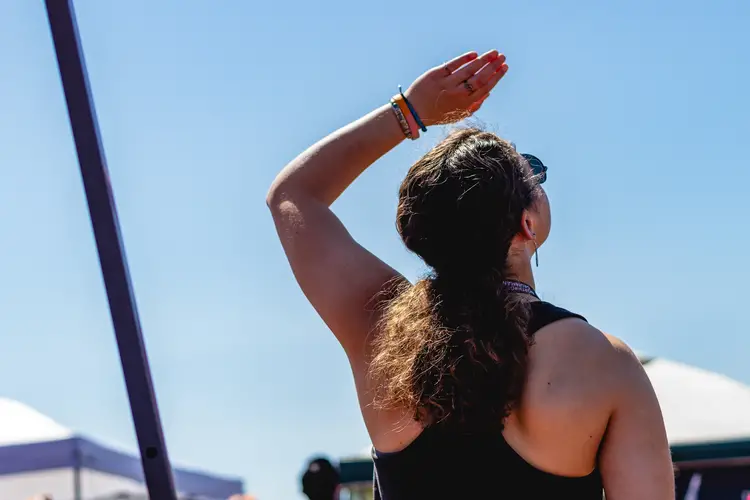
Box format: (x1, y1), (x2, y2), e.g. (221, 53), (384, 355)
(1, 0), (748, 498)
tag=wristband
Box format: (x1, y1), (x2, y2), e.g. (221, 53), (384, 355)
(389, 100), (412, 139)
(398, 85), (427, 133)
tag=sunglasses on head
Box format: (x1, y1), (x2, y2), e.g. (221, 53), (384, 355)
(521, 153), (548, 185)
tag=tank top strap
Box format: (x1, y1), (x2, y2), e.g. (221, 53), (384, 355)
(527, 301), (587, 336)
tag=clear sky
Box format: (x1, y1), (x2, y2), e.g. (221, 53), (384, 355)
(1, 0), (748, 498)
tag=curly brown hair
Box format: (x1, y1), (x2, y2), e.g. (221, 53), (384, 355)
(369, 128), (544, 430)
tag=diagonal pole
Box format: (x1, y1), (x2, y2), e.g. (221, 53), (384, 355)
(43, 2), (178, 499)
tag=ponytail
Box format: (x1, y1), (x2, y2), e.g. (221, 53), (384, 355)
(370, 267), (533, 430)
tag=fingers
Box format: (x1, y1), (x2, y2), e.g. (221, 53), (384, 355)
(448, 50), (500, 85)
(465, 54), (507, 88)
(467, 59), (509, 98)
(440, 51), (479, 76)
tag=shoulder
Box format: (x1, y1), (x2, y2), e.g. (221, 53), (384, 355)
(529, 313), (646, 404)
(513, 313), (654, 474)
(529, 303), (635, 363)
(529, 306), (610, 363)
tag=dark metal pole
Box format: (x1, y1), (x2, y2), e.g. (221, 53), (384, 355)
(44, 2), (178, 499)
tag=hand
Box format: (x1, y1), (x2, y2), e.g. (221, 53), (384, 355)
(404, 50), (508, 127)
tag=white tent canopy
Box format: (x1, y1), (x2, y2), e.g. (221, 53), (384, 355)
(642, 356), (750, 444)
(0, 398), (73, 447)
(0, 398), (243, 500)
(350, 356), (750, 458)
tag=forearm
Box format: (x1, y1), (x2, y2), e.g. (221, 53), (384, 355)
(267, 104), (406, 208)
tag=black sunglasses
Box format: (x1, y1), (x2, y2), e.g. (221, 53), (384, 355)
(521, 153), (548, 184)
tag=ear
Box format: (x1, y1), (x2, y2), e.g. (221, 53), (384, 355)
(521, 210), (536, 240)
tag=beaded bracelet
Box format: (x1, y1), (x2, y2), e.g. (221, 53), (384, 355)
(390, 100), (413, 140)
(398, 85), (427, 133)
(392, 94), (420, 140)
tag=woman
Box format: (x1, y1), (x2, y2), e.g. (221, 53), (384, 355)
(267, 50), (674, 499)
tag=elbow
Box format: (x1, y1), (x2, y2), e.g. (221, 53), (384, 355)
(267, 173), (321, 214)
(265, 179), (286, 212)
(266, 181), (300, 216)
(265, 185), (278, 210)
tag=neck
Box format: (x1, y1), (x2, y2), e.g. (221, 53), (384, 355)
(506, 262), (535, 290)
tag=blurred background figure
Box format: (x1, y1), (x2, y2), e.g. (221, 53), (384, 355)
(301, 457), (341, 500)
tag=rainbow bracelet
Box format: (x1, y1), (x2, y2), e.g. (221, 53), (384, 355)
(399, 85), (427, 133)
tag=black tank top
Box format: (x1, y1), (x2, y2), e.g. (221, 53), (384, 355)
(371, 301), (604, 500)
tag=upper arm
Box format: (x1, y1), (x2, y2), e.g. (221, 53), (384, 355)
(598, 337), (675, 500)
(268, 193), (403, 365)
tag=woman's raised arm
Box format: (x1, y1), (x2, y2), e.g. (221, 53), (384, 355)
(266, 50), (508, 369)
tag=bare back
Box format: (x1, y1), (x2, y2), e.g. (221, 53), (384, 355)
(371, 306), (616, 478)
